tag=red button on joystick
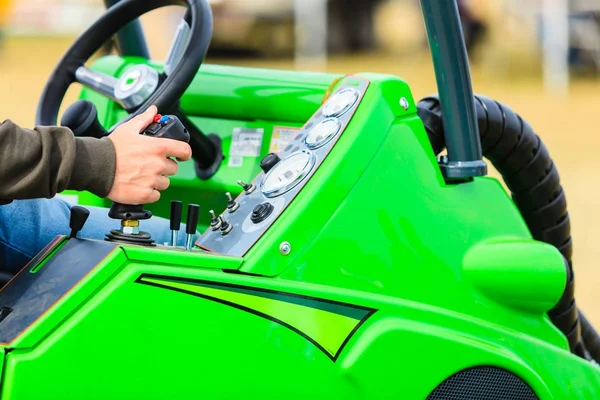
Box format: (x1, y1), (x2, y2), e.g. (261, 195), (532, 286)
(153, 114), (162, 123)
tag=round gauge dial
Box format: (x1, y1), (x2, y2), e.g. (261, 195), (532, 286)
(305, 118), (342, 149)
(322, 88), (359, 117)
(261, 150), (316, 198)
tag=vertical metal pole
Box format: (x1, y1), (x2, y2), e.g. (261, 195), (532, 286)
(104, 0), (151, 58)
(542, 0), (569, 93)
(293, 0), (328, 71)
(420, 0), (487, 180)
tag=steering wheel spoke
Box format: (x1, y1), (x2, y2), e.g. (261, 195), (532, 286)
(75, 66), (119, 101)
(164, 18), (191, 76)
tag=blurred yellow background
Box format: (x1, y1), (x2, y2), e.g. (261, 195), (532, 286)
(1, 0), (600, 325)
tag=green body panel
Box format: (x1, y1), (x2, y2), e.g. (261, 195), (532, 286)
(2, 246), (600, 399)
(3, 59), (600, 398)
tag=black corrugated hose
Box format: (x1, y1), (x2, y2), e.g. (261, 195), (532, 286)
(417, 94), (600, 362)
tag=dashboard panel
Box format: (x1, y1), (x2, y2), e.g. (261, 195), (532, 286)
(195, 76), (369, 257)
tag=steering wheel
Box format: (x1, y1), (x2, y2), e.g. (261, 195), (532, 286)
(35, 0), (223, 179)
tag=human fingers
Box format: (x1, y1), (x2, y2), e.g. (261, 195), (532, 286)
(154, 139), (192, 161)
(163, 158), (179, 176)
(128, 105), (158, 133)
(154, 175), (171, 191)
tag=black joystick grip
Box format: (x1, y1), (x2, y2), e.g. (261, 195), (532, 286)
(69, 206), (90, 238)
(186, 204), (200, 235)
(61, 100), (108, 139)
(170, 201), (182, 231)
(143, 115), (190, 143)
(107, 115), (189, 225)
(108, 203), (152, 220)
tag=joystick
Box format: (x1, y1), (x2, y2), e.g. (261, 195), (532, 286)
(185, 204), (200, 250)
(69, 206), (90, 238)
(105, 114), (190, 246)
(105, 203), (155, 245)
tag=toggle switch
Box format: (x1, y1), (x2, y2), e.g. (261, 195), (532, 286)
(237, 180), (255, 195)
(226, 192), (239, 213)
(220, 214), (233, 235)
(209, 210), (223, 231)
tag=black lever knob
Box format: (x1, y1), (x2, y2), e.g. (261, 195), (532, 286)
(170, 201), (183, 231)
(61, 100), (108, 139)
(185, 204), (200, 250)
(186, 204), (200, 235)
(69, 206), (90, 238)
(169, 200), (182, 247)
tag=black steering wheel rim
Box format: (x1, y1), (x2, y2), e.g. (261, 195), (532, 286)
(36, 0), (212, 130)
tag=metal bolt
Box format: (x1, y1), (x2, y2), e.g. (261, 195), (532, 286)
(279, 241), (291, 255)
(400, 97), (410, 111)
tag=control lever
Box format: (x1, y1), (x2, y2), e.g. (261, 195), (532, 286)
(61, 100), (108, 139)
(185, 204), (200, 251)
(69, 206), (90, 238)
(170, 200), (183, 247)
(106, 114), (190, 246)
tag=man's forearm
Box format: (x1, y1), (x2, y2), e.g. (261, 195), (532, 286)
(0, 120), (116, 201)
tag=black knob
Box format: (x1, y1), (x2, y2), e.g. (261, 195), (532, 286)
(170, 201), (182, 231)
(186, 204), (200, 235)
(69, 206), (90, 238)
(251, 202), (274, 223)
(61, 100), (108, 139)
(260, 153), (280, 173)
(108, 203), (152, 220)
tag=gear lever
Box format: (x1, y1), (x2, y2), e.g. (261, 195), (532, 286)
(69, 206), (90, 238)
(61, 100), (108, 139)
(185, 204), (200, 251)
(105, 114), (190, 246)
(170, 200), (183, 247)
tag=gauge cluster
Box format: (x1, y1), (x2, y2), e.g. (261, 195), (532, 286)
(195, 76), (369, 257)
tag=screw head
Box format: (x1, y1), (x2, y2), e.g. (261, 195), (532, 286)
(400, 97), (409, 111)
(279, 241), (291, 255)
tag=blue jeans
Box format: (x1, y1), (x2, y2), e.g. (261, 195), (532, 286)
(0, 198), (194, 274)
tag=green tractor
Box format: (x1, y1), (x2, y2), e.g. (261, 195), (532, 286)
(1, 0), (599, 398)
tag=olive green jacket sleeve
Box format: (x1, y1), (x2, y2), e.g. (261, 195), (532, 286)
(0, 119), (116, 203)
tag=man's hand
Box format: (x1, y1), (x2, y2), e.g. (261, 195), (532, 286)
(106, 106), (192, 204)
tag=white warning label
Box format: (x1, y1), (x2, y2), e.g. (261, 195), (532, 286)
(269, 127), (301, 154)
(230, 128), (264, 157)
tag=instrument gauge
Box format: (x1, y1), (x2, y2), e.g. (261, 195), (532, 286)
(323, 87), (359, 117)
(261, 150), (316, 198)
(305, 118), (342, 149)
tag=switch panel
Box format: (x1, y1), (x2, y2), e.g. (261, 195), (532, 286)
(195, 77), (369, 256)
